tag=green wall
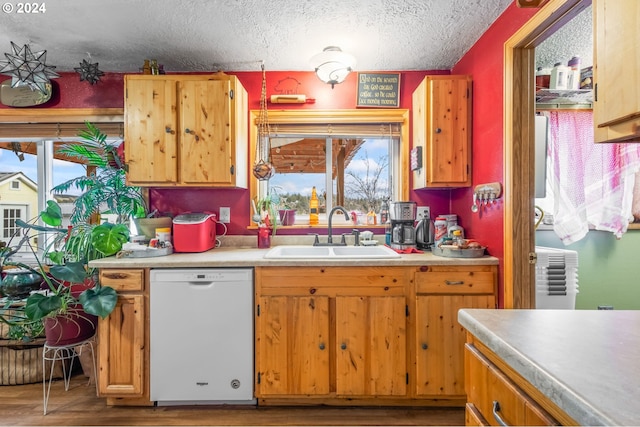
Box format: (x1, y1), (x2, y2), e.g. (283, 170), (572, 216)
(536, 229), (640, 310)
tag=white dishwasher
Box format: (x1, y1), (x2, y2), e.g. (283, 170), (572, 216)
(150, 268), (255, 405)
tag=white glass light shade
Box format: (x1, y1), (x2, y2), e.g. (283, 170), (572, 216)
(310, 46), (356, 89)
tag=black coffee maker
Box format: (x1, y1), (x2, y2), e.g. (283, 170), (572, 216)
(389, 201), (417, 250)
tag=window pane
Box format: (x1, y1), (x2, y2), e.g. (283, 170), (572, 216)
(266, 137), (393, 225)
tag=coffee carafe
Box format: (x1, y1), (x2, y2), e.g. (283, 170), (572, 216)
(389, 201), (417, 250)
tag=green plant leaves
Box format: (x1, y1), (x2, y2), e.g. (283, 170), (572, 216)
(91, 223), (129, 256)
(79, 286), (117, 318)
(50, 261), (89, 284)
(41, 200), (63, 227)
(25, 293), (63, 321)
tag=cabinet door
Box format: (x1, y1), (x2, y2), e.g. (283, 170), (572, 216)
(124, 77), (178, 184)
(179, 79), (235, 185)
(97, 294), (145, 397)
(335, 296), (407, 396)
(257, 296), (330, 396)
(593, 0), (640, 143)
(412, 75), (472, 188)
(415, 294), (494, 397)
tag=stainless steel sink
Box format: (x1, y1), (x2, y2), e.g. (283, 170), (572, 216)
(263, 245), (400, 259)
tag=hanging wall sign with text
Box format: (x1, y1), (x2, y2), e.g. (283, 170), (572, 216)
(356, 73), (401, 108)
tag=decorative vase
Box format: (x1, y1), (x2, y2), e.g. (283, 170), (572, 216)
(44, 305), (98, 346)
(0, 269), (43, 299)
(278, 209), (296, 226)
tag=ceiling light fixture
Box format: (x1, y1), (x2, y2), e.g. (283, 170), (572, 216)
(310, 46), (356, 89)
(0, 41), (59, 94)
(74, 54), (104, 85)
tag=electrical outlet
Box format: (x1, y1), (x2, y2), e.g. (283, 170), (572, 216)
(416, 206), (431, 221)
(219, 207), (231, 223)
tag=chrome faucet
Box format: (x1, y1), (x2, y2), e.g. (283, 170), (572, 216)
(328, 206), (350, 244)
(313, 206), (350, 246)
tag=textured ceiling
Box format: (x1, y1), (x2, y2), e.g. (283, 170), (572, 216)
(0, 0), (515, 73)
(536, 5), (592, 70)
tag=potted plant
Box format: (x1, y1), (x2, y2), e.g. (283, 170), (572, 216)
(0, 122), (145, 344)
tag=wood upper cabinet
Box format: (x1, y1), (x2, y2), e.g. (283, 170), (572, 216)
(97, 269), (150, 404)
(255, 266), (409, 400)
(124, 73), (248, 187)
(412, 75), (472, 188)
(414, 265), (496, 398)
(593, 0), (640, 143)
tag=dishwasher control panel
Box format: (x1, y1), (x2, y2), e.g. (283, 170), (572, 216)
(150, 268), (253, 283)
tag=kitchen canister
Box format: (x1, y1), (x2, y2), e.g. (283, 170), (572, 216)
(155, 227), (172, 244)
(434, 216), (448, 247)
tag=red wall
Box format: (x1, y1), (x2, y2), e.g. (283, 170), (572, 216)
(145, 69), (452, 235)
(451, 3), (538, 305)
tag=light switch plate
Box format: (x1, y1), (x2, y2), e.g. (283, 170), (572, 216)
(219, 207), (230, 223)
(416, 206), (431, 221)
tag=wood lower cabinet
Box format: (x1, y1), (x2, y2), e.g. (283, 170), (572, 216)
(414, 265), (496, 399)
(124, 73), (248, 187)
(255, 266), (409, 401)
(465, 342), (561, 426)
(97, 268), (151, 405)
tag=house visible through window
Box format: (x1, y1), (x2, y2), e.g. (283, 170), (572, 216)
(10, 180), (19, 190)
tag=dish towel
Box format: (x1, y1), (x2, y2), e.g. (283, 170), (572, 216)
(386, 245), (424, 254)
(547, 110), (640, 244)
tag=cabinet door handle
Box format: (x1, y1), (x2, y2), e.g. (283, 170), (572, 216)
(319, 343), (325, 350)
(341, 343), (347, 350)
(434, 128), (442, 134)
(445, 280), (464, 285)
(492, 401), (510, 426)
(421, 343), (428, 350)
(165, 126), (175, 135)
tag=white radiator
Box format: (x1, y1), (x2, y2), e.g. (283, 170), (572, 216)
(535, 246), (579, 309)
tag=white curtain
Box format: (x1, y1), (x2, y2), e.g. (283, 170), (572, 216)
(545, 110), (640, 244)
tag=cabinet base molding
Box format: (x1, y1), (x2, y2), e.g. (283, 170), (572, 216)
(258, 397), (466, 407)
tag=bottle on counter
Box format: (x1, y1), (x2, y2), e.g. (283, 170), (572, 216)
(567, 56), (581, 90)
(142, 59), (151, 75)
(379, 200), (389, 224)
(550, 62), (569, 90)
(447, 224), (464, 240)
(452, 229), (464, 247)
(309, 186), (319, 225)
(434, 216), (448, 247)
(385, 220), (392, 246)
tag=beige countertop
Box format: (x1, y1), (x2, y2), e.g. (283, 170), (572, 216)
(459, 309), (640, 426)
(89, 239), (499, 269)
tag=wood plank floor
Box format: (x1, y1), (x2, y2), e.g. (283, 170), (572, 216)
(0, 374), (465, 426)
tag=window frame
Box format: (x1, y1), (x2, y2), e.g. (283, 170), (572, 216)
(248, 109), (410, 228)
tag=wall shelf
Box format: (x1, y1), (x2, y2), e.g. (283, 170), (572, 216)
(536, 89), (593, 109)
